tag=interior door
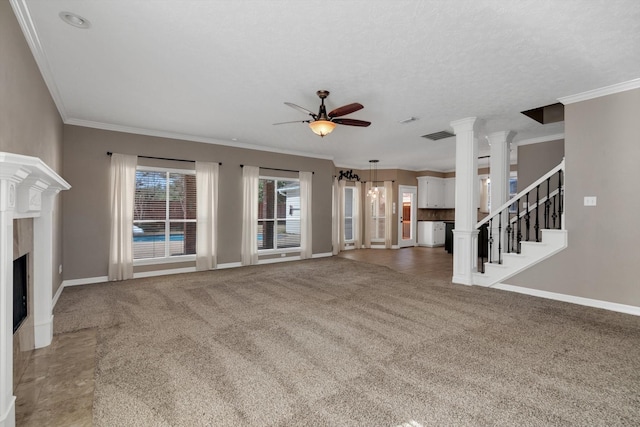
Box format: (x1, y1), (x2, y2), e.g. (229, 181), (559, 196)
(398, 185), (417, 248)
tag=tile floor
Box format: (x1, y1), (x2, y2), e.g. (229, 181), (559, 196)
(13, 246), (452, 425)
(14, 328), (96, 426)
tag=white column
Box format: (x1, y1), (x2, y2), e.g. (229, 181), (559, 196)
(488, 131), (515, 261)
(0, 179), (17, 427)
(451, 117), (484, 285)
(33, 190), (58, 349)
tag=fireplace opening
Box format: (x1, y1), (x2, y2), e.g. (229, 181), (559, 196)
(13, 254), (28, 333)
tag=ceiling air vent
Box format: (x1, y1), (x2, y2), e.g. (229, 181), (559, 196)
(421, 130), (455, 140)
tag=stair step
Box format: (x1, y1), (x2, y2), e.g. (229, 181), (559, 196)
(474, 229), (568, 287)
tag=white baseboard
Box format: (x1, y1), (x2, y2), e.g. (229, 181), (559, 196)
(62, 276), (109, 287)
(495, 283), (640, 316)
(258, 255), (301, 265)
(312, 252), (333, 258)
(133, 267), (196, 279)
(216, 262), (242, 269)
(52, 282), (65, 308)
(58, 253), (335, 288)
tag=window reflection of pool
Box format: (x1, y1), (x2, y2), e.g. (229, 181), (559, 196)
(133, 234), (184, 242)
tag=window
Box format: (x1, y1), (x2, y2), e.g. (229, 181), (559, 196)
(483, 175), (518, 213)
(258, 177), (300, 251)
(369, 186), (386, 241)
(133, 167), (196, 260)
(344, 187), (356, 242)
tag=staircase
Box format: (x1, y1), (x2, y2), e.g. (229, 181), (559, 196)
(473, 160), (566, 287)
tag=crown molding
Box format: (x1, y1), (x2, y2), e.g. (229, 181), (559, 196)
(558, 78), (640, 105)
(10, 0), (69, 121)
(514, 133), (565, 147)
(64, 118), (335, 161)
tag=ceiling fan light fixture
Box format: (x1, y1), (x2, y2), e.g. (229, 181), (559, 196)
(309, 120), (336, 137)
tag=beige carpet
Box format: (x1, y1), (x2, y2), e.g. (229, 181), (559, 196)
(54, 257), (640, 426)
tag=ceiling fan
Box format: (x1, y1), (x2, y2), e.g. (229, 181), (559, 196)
(273, 90), (371, 137)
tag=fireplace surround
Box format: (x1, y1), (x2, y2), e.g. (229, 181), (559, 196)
(0, 152), (70, 427)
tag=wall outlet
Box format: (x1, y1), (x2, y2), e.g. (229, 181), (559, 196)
(281, 253), (286, 258)
(58, 264), (62, 274)
(584, 196), (597, 206)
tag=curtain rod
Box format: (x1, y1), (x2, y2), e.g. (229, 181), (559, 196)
(240, 164), (314, 174)
(107, 152), (221, 165)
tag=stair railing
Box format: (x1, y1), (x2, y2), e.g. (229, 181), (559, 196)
(476, 159), (565, 273)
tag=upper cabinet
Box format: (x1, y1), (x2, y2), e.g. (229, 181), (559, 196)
(417, 176), (444, 208)
(418, 176), (456, 209)
(443, 177), (455, 209)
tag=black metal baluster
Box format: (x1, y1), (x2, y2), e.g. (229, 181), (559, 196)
(552, 193), (558, 229)
(506, 220), (512, 253)
(534, 185), (540, 242)
(525, 193), (530, 242)
(558, 169), (563, 229)
(488, 218), (493, 264)
(517, 199), (522, 253)
(498, 212), (502, 264)
(544, 177), (551, 229)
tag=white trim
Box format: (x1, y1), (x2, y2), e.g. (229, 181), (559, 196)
(494, 283), (640, 317)
(9, 0), (68, 123)
(52, 283), (64, 308)
(62, 276), (109, 287)
(311, 252), (333, 258)
(66, 118), (335, 162)
(258, 255), (301, 265)
(216, 262), (242, 269)
(133, 266), (196, 278)
(558, 78), (640, 105)
(33, 316), (53, 349)
(514, 133), (565, 147)
(0, 396), (15, 427)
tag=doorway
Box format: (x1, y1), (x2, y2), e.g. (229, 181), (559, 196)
(398, 185), (417, 248)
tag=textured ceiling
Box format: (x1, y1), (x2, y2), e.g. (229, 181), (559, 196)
(12, 0), (640, 171)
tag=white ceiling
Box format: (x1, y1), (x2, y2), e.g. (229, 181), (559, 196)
(12, 0), (640, 171)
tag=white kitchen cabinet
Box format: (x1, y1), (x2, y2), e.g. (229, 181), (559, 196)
(443, 177), (455, 209)
(418, 221), (446, 247)
(417, 176), (444, 208)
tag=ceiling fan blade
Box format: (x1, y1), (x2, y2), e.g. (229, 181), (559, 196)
(273, 120), (311, 125)
(328, 103), (364, 118)
(332, 118), (371, 127)
(284, 102), (316, 118)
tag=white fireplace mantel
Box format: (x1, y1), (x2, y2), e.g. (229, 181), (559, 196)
(0, 152), (70, 427)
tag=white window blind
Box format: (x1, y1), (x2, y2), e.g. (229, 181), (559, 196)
(133, 168), (197, 260)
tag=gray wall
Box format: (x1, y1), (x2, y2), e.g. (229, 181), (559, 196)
(62, 125), (334, 280)
(508, 88), (640, 306)
(1, 1), (65, 296)
(517, 139), (564, 191)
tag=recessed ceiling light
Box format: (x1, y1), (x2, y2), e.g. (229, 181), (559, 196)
(59, 11), (91, 29)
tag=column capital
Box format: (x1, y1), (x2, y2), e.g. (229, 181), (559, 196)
(450, 117), (485, 134)
(487, 130), (517, 145)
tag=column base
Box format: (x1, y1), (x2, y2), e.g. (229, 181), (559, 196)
(0, 396), (15, 427)
(34, 315), (53, 349)
(452, 229), (479, 286)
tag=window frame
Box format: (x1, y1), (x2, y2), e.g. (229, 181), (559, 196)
(133, 165), (197, 266)
(369, 185), (386, 243)
(257, 175), (301, 254)
(343, 186), (356, 243)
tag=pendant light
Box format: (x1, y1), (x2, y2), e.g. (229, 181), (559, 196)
(367, 160), (379, 199)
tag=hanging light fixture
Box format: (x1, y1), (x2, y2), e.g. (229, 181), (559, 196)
(309, 120), (336, 137)
(367, 160), (380, 199)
